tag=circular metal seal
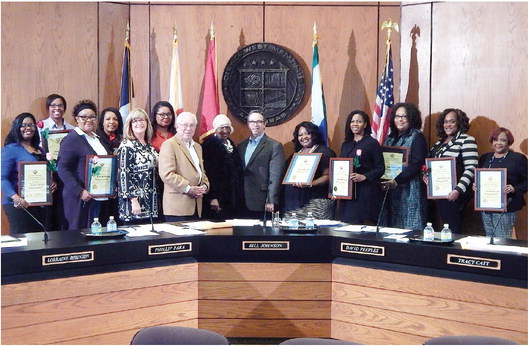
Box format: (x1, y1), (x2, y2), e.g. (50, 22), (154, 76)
(222, 42), (305, 126)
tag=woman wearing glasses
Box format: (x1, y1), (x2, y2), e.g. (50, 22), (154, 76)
(58, 100), (112, 230)
(37, 94), (75, 140)
(380, 103), (428, 231)
(117, 108), (159, 224)
(1, 113), (56, 235)
(150, 101), (176, 153)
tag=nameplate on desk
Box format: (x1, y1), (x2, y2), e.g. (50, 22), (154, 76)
(148, 242), (192, 255)
(341, 242), (385, 256)
(42, 251), (94, 266)
(242, 241), (290, 250)
(447, 254), (501, 270)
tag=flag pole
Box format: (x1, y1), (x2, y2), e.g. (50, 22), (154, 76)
(381, 19), (399, 75)
(312, 21), (318, 47)
(125, 21), (133, 114)
(210, 22), (218, 106)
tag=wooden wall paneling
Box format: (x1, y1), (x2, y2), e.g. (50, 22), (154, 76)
(198, 262), (332, 337)
(331, 264), (528, 344)
(332, 264), (526, 309)
(1, 264), (199, 345)
(400, 2), (432, 140)
(199, 281), (331, 300)
(1, 2), (98, 235)
(200, 318), (331, 338)
(2, 300), (197, 345)
(430, 2), (528, 240)
(264, 4), (380, 156)
(148, 3), (264, 145)
(198, 262), (332, 281)
(98, 2), (130, 110)
(130, 4), (151, 112)
(332, 319), (427, 345)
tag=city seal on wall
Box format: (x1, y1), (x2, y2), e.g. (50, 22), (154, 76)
(222, 42), (305, 126)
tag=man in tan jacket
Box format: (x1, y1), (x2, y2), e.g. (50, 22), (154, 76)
(159, 112), (209, 222)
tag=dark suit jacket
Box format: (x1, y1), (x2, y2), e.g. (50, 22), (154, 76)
(57, 131), (111, 230)
(238, 134), (285, 211)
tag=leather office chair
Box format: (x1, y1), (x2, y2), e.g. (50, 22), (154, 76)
(423, 335), (518, 345)
(280, 337), (360, 345)
(130, 326), (229, 345)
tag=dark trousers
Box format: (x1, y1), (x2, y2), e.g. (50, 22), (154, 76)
(436, 199), (465, 233)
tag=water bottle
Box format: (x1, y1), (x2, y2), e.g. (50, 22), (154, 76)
(305, 212), (315, 229)
(91, 218), (102, 234)
(107, 216), (117, 233)
(423, 222), (435, 241)
(289, 212), (299, 229)
(440, 223), (452, 241)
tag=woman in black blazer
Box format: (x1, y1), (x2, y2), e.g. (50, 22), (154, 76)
(477, 127), (527, 238)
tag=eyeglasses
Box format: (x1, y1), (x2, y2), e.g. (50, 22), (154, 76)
(394, 114), (408, 120)
(248, 120), (264, 125)
(132, 118), (147, 124)
(77, 115), (97, 121)
(20, 123), (37, 129)
(49, 103), (65, 109)
(156, 113), (173, 118)
(177, 123), (196, 129)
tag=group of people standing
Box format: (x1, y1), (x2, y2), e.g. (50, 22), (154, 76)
(2, 95), (526, 240)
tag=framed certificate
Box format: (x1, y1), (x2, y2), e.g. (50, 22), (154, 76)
(328, 158), (353, 199)
(474, 168), (507, 212)
(381, 146), (409, 180)
(42, 130), (70, 160)
(85, 155), (117, 198)
(17, 161), (52, 206)
(282, 153), (322, 185)
(425, 157), (457, 199)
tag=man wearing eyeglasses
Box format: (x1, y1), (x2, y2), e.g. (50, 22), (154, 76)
(159, 112), (210, 221)
(237, 110), (285, 218)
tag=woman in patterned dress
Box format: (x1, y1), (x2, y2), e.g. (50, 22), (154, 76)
(117, 108), (159, 224)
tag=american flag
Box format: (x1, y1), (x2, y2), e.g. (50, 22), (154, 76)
(371, 46), (394, 144)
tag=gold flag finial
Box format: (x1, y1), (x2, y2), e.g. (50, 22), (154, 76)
(209, 22), (215, 39)
(125, 21), (130, 44)
(173, 24), (178, 43)
(381, 19), (399, 45)
(312, 21), (319, 47)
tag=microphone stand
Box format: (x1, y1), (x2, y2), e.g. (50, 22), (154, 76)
(262, 196), (269, 231)
(489, 197), (512, 245)
(19, 204), (49, 242)
(376, 187), (390, 237)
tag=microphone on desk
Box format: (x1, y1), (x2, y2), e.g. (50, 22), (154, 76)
(489, 197), (512, 245)
(375, 187), (390, 236)
(11, 198), (49, 242)
(262, 196), (269, 230)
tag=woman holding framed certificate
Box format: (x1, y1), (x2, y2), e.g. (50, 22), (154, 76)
(117, 108), (159, 224)
(282, 121), (336, 219)
(338, 110), (384, 224)
(381, 103), (428, 231)
(1, 113), (56, 234)
(425, 108), (478, 233)
(58, 100), (112, 230)
(476, 128), (527, 238)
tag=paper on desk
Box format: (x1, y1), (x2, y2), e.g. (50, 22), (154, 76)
(1, 235), (28, 247)
(334, 225), (410, 234)
(182, 220), (232, 230)
(121, 225), (160, 237)
(315, 219), (342, 226)
(456, 236), (528, 255)
(156, 223), (204, 235)
(227, 219), (261, 226)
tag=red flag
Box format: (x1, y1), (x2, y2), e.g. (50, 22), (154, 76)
(199, 25), (219, 142)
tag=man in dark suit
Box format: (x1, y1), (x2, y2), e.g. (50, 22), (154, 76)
(237, 110), (285, 218)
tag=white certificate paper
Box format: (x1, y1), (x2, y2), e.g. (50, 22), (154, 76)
(427, 158), (456, 199)
(22, 163), (48, 203)
(283, 153), (321, 185)
(475, 168), (506, 211)
(330, 159), (352, 198)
